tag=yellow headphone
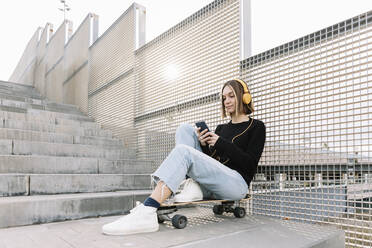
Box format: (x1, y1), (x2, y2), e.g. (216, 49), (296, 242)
(233, 79), (252, 105)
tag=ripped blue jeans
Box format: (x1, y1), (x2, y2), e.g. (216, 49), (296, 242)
(151, 123), (248, 200)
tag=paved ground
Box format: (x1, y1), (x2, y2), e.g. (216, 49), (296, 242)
(0, 206), (344, 248)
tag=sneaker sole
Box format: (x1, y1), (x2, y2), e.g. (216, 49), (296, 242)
(102, 225), (159, 236)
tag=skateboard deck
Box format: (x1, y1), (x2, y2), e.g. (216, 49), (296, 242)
(160, 196), (250, 207)
(157, 195), (250, 229)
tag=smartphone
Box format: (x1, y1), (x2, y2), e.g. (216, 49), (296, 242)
(195, 121), (210, 133)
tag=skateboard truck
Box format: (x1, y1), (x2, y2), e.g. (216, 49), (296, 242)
(212, 201), (246, 218)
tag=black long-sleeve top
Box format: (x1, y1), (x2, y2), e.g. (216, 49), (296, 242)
(201, 118), (266, 185)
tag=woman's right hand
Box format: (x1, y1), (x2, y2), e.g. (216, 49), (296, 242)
(196, 127), (210, 146)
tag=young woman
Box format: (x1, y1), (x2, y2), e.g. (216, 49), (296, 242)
(102, 79), (266, 236)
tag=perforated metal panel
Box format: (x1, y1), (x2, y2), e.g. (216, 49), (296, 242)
(89, 73), (136, 146)
(87, 4), (137, 144)
(88, 6), (136, 95)
(242, 12), (372, 248)
(134, 0), (240, 162)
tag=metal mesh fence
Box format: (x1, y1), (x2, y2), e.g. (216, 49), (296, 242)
(241, 12), (372, 247)
(134, 0), (240, 162)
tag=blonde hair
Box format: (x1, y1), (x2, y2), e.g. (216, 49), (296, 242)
(221, 80), (254, 118)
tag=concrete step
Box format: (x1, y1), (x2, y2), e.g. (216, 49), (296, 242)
(56, 118), (100, 129)
(0, 127), (72, 144)
(0, 106), (94, 123)
(0, 139), (135, 159)
(0, 155), (98, 174)
(0, 174), (29, 196)
(0, 81), (44, 97)
(28, 108), (95, 123)
(0, 110), (99, 129)
(0, 103), (88, 118)
(0, 82), (84, 112)
(0, 128), (123, 148)
(0, 156), (155, 174)
(0, 80), (40, 91)
(0, 88), (44, 99)
(2, 118), (112, 138)
(99, 159), (155, 174)
(45, 101), (82, 110)
(0, 98), (83, 116)
(0, 92), (44, 105)
(74, 135), (123, 147)
(0, 105), (27, 114)
(0, 92), (88, 116)
(0, 212), (346, 248)
(0, 174), (151, 196)
(0, 86), (42, 97)
(0, 190), (151, 228)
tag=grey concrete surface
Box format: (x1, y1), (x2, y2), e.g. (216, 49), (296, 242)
(28, 174), (151, 194)
(0, 89), (43, 99)
(0, 80), (153, 229)
(0, 210), (345, 248)
(0, 155), (154, 174)
(11, 139), (134, 158)
(0, 128), (124, 147)
(0, 105), (93, 122)
(4, 119), (111, 138)
(0, 128), (74, 144)
(0, 139), (12, 154)
(0, 99), (83, 115)
(56, 118), (100, 129)
(73, 136), (123, 147)
(98, 159), (155, 174)
(0, 174), (151, 196)
(0, 155), (99, 174)
(0, 190), (150, 228)
(0, 174), (29, 196)
(0, 110), (94, 127)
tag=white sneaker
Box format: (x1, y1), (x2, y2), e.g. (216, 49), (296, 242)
(102, 203), (159, 235)
(173, 178), (203, 202)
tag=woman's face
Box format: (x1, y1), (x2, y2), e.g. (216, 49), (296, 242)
(222, 85), (236, 115)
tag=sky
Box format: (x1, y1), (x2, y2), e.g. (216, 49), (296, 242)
(0, 0), (371, 81)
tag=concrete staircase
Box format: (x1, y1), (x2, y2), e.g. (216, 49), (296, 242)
(0, 80), (153, 228)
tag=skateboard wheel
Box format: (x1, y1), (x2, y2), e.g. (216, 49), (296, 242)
(213, 205), (224, 215)
(157, 216), (165, 223)
(233, 207), (246, 218)
(172, 214), (187, 229)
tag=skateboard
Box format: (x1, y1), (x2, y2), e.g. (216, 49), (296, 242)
(157, 195), (250, 229)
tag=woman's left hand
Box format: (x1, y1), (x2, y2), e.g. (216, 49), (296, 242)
(206, 132), (219, 146)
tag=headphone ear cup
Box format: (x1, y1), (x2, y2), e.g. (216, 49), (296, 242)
(242, 93), (251, 104)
